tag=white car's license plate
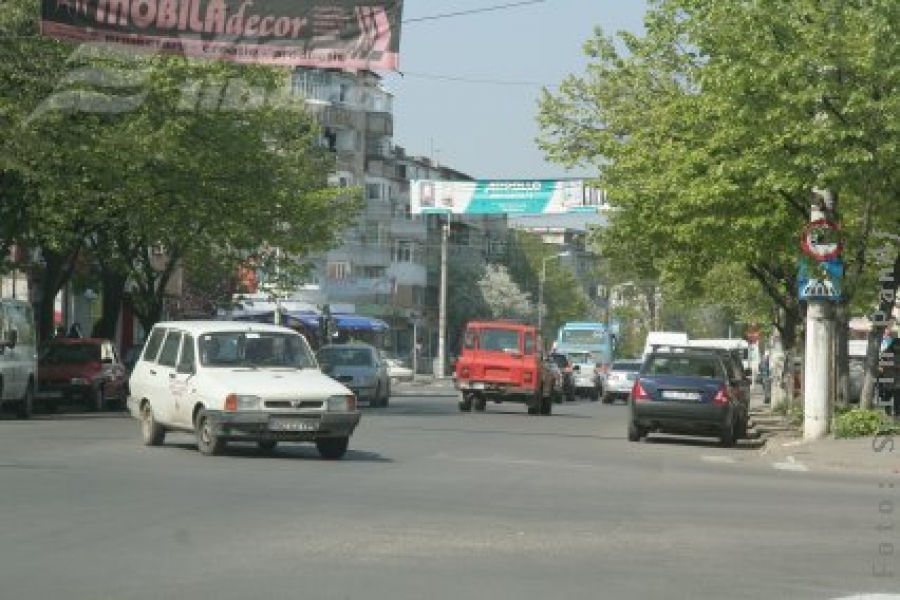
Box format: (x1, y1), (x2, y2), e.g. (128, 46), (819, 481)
(662, 390), (702, 401)
(269, 417), (319, 432)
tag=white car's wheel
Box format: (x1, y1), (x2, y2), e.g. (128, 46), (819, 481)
(141, 402), (166, 446)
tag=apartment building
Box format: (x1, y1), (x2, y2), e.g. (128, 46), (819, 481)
(291, 68), (507, 362)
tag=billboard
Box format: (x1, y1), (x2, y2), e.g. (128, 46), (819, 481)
(410, 179), (603, 215)
(40, 0), (403, 70)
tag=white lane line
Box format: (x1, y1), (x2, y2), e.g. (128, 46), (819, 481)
(773, 455), (809, 472)
(701, 455), (737, 464)
(428, 453), (595, 470)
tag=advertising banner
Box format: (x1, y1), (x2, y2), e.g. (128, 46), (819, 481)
(410, 179), (603, 215)
(40, 0), (403, 70)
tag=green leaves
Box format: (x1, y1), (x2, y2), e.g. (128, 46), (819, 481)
(536, 0), (900, 346)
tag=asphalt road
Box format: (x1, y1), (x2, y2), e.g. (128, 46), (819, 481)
(0, 389), (897, 600)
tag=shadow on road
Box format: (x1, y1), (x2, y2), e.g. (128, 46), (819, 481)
(642, 435), (766, 451)
(163, 441), (393, 462)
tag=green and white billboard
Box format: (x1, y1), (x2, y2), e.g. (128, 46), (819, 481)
(410, 179), (603, 215)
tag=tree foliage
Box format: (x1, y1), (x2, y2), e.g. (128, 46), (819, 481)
(1, 0), (363, 336)
(537, 0), (900, 362)
(478, 264), (534, 320)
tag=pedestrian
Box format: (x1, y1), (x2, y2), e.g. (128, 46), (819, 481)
(54, 325), (66, 338)
(67, 322), (83, 338)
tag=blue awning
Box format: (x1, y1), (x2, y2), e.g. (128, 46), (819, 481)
(333, 314), (390, 333)
(227, 311), (388, 333)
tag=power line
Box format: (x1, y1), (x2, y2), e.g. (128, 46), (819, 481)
(402, 1), (547, 24)
(392, 70), (556, 88)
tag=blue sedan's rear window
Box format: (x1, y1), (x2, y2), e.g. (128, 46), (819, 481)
(646, 356), (721, 378)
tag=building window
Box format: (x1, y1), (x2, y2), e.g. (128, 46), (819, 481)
(394, 241), (414, 263)
(366, 183), (381, 200)
(328, 262), (351, 280)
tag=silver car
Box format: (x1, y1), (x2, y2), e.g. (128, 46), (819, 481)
(602, 359), (643, 404)
(317, 344), (392, 407)
(565, 351), (601, 400)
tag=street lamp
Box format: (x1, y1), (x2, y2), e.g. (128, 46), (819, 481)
(538, 251), (571, 339)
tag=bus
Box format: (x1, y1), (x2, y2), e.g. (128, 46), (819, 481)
(553, 322), (614, 370)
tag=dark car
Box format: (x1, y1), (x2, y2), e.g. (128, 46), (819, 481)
(548, 353), (576, 402)
(317, 343), (391, 407)
(37, 338), (129, 411)
(628, 348), (750, 447)
(543, 358), (565, 403)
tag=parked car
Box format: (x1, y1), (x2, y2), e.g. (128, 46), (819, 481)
(38, 337), (128, 411)
(0, 298), (37, 419)
(601, 359), (643, 404)
(628, 347), (750, 447)
(317, 343), (392, 407)
(453, 320), (554, 415)
(548, 352), (576, 402)
(384, 353), (414, 384)
(127, 321), (360, 459)
(565, 350), (601, 400)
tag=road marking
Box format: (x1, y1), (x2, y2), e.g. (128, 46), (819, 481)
(429, 453), (595, 470)
(773, 456), (809, 472)
(701, 455), (736, 464)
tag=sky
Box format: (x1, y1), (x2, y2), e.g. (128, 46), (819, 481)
(382, 0), (649, 181)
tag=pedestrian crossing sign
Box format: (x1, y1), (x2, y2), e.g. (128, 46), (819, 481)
(798, 257), (843, 301)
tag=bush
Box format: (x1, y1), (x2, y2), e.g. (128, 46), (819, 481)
(833, 409), (890, 439)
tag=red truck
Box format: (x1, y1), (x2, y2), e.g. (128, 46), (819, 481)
(453, 320), (554, 415)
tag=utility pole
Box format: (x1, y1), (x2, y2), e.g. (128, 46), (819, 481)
(436, 219), (449, 378)
(802, 188), (840, 441)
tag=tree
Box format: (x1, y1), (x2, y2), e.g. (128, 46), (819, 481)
(1, 0), (364, 336)
(478, 264), (534, 320)
(537, 0), (900, 408)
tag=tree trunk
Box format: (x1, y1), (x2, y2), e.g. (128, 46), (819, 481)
(95, 267), (128, 339)
(35, 247), (79, 341)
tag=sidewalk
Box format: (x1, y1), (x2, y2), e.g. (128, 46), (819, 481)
(749, 389), (900, 475)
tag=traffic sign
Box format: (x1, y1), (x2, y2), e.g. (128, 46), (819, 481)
(798, 257), (843, 301)
(801, 219), (843, 262)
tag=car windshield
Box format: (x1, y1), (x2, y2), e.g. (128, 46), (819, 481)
(560, 329), (607, 344)
(42, 342), (101, 364)
(43, 344), (100, 364)
(611, 361), (642, 372)
(645, 355), (721, 378)
(566, 352), (593, 364)
(198, 332), (316, 369)
(318, 347), (375, 367)
(478, 328), (522, 352)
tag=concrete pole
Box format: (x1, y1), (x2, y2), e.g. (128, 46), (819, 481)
(436, 221), (449, 378)
(804, 300), (831, 440)
(538, 259), (546, 338)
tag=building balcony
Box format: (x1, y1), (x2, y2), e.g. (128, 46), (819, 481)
(366, 112), (393, 136)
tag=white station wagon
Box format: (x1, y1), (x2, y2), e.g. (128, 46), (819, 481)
(127, 321), (361, 459)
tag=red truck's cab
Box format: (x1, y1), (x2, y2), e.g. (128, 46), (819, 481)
(453, 321), (553, 415)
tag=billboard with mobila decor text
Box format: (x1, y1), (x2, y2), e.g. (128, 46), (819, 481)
(40, 0), (404, 70)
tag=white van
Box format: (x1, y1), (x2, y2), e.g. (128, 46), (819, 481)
(0, 298), (37, 418)
(642, 331), (690, 359)
(689, 338), (751, 375)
